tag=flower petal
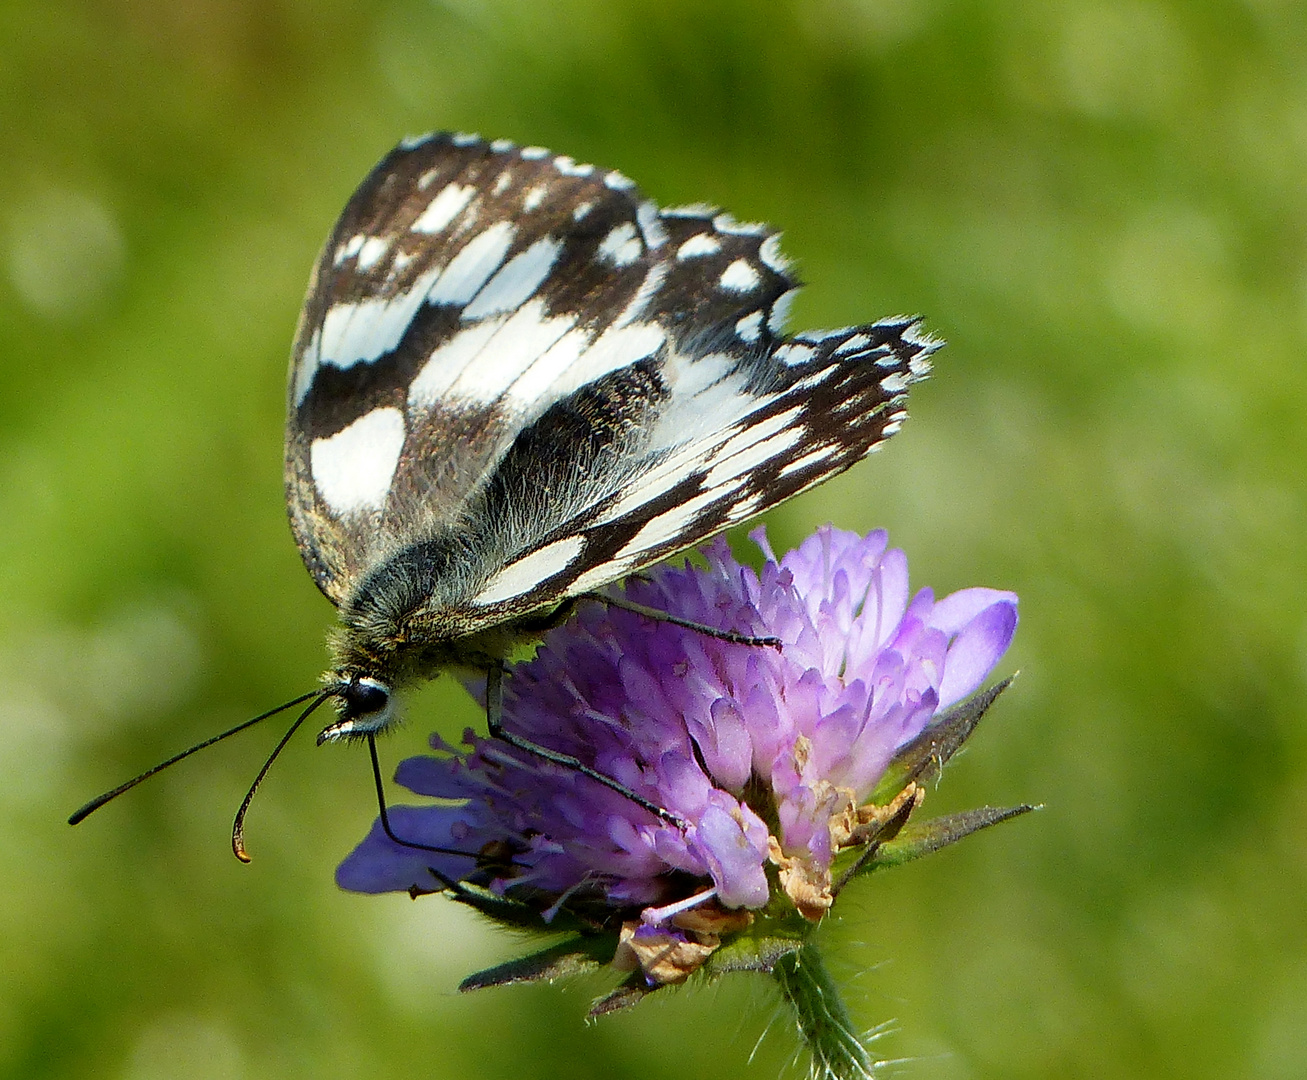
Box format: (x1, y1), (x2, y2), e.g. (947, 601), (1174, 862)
(336, 526), (1018, 931)
(929, 587), (1019, 636)
(936, 598), (1019, 709)
(694, 801), (770, 909)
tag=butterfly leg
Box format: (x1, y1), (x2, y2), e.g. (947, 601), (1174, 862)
(484, 661), (688, 829)
(364, 732), (510, 861)
(512, 597), (577, 634)
(582, 593), (782, 649)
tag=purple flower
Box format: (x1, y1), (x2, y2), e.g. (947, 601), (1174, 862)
(338, 526), (1017, 937)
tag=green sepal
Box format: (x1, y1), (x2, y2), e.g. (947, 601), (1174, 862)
(589, 973), (654, 1016)
(702, 930), (805, 977)
(459, 934), (617, 993)
(847, 804), (1036, 882)
(439, 878), (599, 936)
(872, 676), (1015, 803)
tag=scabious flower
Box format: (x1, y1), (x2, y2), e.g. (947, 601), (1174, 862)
(339, 526), (1025, 1078)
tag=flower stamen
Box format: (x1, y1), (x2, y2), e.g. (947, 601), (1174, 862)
(641, 886), (719, 927)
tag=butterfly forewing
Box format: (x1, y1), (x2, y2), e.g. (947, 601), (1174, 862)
(286, 132), (938, 649)
(460, 318), (935, 621)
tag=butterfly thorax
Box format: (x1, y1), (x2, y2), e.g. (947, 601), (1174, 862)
(327, 615), (527, 690)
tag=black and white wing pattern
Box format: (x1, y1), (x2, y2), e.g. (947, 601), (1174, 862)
(286, 132), (938, 637)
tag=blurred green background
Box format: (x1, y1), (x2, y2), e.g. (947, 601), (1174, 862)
(3, 1), (1305, 1077)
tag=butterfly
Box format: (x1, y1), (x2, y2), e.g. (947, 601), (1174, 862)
(68, 132), (938, 849)
(71, 128), (946, 842)
(286, 130), (939, 754)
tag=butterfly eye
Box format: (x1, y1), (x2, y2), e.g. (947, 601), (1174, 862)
(342, 677), (390, 719)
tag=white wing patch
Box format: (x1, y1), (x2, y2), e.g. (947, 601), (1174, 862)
(356, 236), (390, 271)
(701, 424), (804, 489)
(774, 343), (816, 367)
(778, 446), (833, 480)
(735, 311), (763, 343)
(612, 263), (669, 329)
(412, 183), (476, 234)
(612, 484), (741, 563)
(310, 407), (406, 516)
(663, 203), (718, 219)
(720, 259), (761, 293)
(641, 350), (750, 461)
(563, 324), (666, 391)
(567, 558), (641, 596)
(408, 301), (665, 424)
(713, 213), (767, 236)
(636, 201), (668, 248)
(759, 234), (790, 273)
(428, 222), (517, 306)
(449, 302), (578, 406)
(708, 405), (805, 467)
(554, 155), (594, 178)
(790, 366), (838, 392)
(597, 222), (642, 267)
(592, 462), (691, 529)
(296, 262), (445, 404)
(320, 264), (445, 368)
(472, 536), (586, 605)
(334, 234), (365, 266)
(677, 233), (721, 260)
(768, 289), (799, 334)
(725, 490), (767, 524)
(462, 236), (563, 321)
(500, 326), (591, 409)
(408, 318), (509, 410)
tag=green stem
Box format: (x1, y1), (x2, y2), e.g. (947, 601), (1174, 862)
(773, 941), (875, 1080)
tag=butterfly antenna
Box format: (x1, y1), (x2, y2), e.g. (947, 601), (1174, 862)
(231, 690), (333, 863)
(68, 689), (324, 826)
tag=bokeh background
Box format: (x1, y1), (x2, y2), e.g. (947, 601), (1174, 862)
(4, 1), (1305, 1077)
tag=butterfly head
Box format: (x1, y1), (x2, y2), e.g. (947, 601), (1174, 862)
(316, 675), (397, 744)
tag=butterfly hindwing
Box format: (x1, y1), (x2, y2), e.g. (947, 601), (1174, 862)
(285, 133), (802, 605)
(285, 132), (938, 643)
(287, 135), (650, 600)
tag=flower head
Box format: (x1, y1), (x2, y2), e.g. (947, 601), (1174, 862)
(339, 526), (1018, 937)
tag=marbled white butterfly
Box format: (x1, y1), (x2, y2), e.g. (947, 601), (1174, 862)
(70, 132), (938, 850)
(291, 131), (937, 742)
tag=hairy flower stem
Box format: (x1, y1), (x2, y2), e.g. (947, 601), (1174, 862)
(774, 941), (874, 1080)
